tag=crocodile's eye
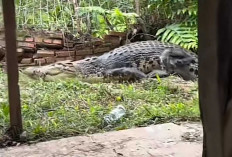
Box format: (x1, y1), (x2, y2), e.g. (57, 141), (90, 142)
(189, 68), (194, 72)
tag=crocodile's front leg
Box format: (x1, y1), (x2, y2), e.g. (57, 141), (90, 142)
(147, 70), (170, 78)
(103, 67), (147, 82)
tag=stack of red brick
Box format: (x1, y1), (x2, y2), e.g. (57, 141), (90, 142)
(0, 30), (127, 66)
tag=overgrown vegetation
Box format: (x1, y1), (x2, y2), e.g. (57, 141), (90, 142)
(0, 69), (199, 142)
(12, 0), (198, 51)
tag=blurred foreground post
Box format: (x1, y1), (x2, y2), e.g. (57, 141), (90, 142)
(2, 0), (23, 138)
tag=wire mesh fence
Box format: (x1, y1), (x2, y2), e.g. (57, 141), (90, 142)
(0, 0), (139, 39)
(15, 0), (78, 32)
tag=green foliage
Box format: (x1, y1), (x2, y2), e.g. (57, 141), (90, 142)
(80, 0), (135, 13)
(156, 24), (198, 51)
(139, 0), (198, 51)
(152, 0), (198, 51)
(78, 6), (138, 38)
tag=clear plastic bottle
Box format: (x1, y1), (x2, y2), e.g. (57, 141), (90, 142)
(103, 105), (126, 125)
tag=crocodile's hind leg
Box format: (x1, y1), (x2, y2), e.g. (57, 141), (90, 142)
(147, 70), (170, 78)
(103, 67), (147, 82)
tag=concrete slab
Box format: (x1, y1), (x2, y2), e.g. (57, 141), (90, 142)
(0, 122), (203, 157)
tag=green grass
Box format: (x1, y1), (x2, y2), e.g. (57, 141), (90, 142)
(0, 69), (199, 142)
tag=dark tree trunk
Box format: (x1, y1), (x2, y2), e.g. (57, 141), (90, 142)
(199, 0), (232, 156)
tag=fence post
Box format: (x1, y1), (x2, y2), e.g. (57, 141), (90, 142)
(199, 0), (232, 156)
(2, 0), (23, 138)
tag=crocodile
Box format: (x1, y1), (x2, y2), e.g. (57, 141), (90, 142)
(22, 40), (198, 82)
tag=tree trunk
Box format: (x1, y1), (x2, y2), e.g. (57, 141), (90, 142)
(199, 0), (232, 156)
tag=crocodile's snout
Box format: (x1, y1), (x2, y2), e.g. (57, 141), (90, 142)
(176, 59), (198, 81)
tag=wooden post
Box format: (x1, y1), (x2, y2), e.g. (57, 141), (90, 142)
(71, 0), (82, 35)
(135, 0), (140, 16)
(199, 0), (232, 156)
(2, 0), (23, 137)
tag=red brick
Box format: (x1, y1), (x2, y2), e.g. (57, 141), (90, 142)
(47, 32), (63, 39)
(36, 43), (63, 49)
(65, 56), (75, 61)
(103, 35), (119, 40)
(94, 47), (110, 54)
(76, 48), (93, 55)
(99, 43), (112, 47)
(21, 58), (33, 64)
(73, 56), (84, 61)
(35, 37), (43, 43)
(93, 40), (103, 46)
(18, 41), (35, 48)
(64, 42), (74, 48)
(55, 50), (75, 57)
(43, 39), (53, 44)
(55, 57), (67, 62)
(45, 57), (55, 63)
(34, 58), (46, 65)
(25, 37), (34, 42)
(37, 50), (55, 57)
(109, 31), (127, 38)
(52, 39), (63, 45)
(103, 36), (121, 49)
(74, 44), (85, 50)
(23, 52), (34, 58)
(62, 47), (75, 51)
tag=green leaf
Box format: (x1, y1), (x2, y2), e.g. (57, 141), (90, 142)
(161, 29), (172, 42)
(156, 28), (167, 36)
(166, 30), (176, 41)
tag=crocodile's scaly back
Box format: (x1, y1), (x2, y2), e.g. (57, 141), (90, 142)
(22, 40), (198, 81)
(73, 40), (197, 77)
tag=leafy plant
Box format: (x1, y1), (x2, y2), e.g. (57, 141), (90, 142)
(153, 0), (198, 51)
(139, 0), (198, 51)
(156, 24), (197, 51)
(78, 6), (138, 38)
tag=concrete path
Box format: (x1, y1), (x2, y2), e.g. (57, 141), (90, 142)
(0, 122), (203, 157)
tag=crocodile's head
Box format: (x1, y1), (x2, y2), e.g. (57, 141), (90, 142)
(160, 47), (198, 81)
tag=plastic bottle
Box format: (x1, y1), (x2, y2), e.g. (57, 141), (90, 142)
(103, 105), (126, 125)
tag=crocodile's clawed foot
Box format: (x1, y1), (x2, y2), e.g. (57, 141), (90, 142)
(102, 67), (147, 82)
